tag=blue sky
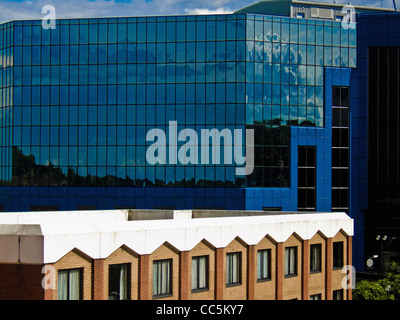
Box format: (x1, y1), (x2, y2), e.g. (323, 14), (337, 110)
(0, 0), (397, 23)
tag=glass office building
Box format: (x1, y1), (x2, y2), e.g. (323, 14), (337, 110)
(0, 1), (393, 269)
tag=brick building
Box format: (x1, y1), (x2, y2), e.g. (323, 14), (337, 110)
(0, 209), (353, 300)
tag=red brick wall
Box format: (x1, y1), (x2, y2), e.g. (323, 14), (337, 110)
(179, 251), (190, 300)
(0, 233), (353, 300)
(0, 264), (44, 300)
(215, 248), (224, 300)
(92, 259), (105, 300)
(139, 255), (150, 300)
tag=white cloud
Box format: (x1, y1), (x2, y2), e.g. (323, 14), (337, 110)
(184, 7), (233, 15)
(0, 0), (156, 23)
(0, 0), (397, 24)
(0, 0), (253, 23)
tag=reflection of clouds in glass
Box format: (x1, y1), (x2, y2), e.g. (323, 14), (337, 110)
(264, 21), (272, 41)
(290, 85), (298, 105)
(254, 20), (263, 41)
(298, 65), (307, 85)
(307, 66), (315, 86)
(273, 42), (280, 62)
(281, 43), (289, 63)
(307, 86), (315, 107)
(246, 41), (254, 60)
(289, 44), (298, 64)
(281, 85), (289, 105)
(264, 42), (272, 62)
(255, 62), (263, 82)
(255, 41), (263, 61)
(307, 106), (315, 126)
(316, 86), (324, 107)
(289, 65), (298, 85)
(298, 45), (306, 64)
(272, 63), (280, 84)
(316, 107), (324, 127)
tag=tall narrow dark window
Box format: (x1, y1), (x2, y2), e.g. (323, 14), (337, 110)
(109, 263), (130, 300)
(332, 86), (349, 212)
(310, 244), (322, 273)
(333, 241), (344, 269)
(298, 146), (316, 211)
(333, 289), (343, 300)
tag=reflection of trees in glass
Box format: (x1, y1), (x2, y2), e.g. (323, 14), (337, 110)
(12, 146), (65, 187)
(11, 146), (132, 188)
(254, 118), (316, 127)
(247, 125), (291, 188)
(11, 124), (289, 188)
(10, 146), (239, 188)
(299, 120), (316, 127)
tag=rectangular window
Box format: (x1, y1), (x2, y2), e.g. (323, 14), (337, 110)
(310, 244), (322, 273)
(310, 293), (322, 300)
(333, 289), (343, 300)
(248, 126), (291, 188)
(333, 241), (344, 269)
(108, 263), (130, 300)
(257, 249), (271, 281)
(226, 252), (241, 286)
(298, 146), (316, 211)
(284, 246), (297, 277)
(332, 86), (349, 213)
(153, 259), (172, 298)
(191, 256), (208, 292)
(57, 268), (83, 300)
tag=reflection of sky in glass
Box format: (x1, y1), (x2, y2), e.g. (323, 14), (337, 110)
(245, 15), (356, 128)
(0, 13), (356, 188)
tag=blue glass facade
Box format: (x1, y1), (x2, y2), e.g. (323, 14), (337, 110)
(0, 12), (366, 266)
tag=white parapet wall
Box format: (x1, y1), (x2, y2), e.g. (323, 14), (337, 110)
(0, 209), (353, 264)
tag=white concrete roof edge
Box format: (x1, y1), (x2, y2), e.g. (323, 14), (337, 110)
(0, 210), (353, 264)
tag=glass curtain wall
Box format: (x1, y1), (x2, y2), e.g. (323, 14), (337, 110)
(0, 14), (357, 195)
(0, 22), (13, 187)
